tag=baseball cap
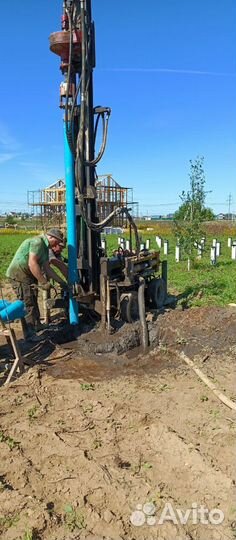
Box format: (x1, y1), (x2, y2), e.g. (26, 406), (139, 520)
(47, 228), (65, 246)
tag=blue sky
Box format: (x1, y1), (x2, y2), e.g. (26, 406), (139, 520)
(0, 0), (235, 215)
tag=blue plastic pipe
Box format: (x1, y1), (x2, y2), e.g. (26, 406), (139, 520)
(0, 300), (26, 322)
(64, 121), (79, 325)
(0, 299), (11, 311)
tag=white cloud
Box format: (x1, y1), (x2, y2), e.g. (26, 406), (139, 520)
(100, 67), (236, 77)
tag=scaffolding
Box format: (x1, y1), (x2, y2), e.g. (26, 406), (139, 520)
(96, 174), (139, 226)
(28, 175), (139, 228)
(27, 180), (66, 227)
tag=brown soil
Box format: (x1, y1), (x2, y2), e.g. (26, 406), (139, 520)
(0, 304), (235, 540)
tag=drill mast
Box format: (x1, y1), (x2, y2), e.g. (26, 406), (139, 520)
(49, 0), (166, 331)
(50, 0), (110, 313)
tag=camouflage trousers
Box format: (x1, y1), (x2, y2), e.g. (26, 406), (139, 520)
(9, 277), (40, 330)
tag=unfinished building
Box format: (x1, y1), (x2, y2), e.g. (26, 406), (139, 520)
(96, 174), (138, 227)
(27, 180), (66, 227)
(28, 175), (138, 228)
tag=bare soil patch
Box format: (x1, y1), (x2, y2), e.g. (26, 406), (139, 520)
(0, 305), (235, 540)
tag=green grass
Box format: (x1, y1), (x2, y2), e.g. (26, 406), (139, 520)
(1, 229), (236, 307)
(0, 233), (37, 281)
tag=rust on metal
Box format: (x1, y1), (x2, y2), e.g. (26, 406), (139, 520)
(49, 30), (82, 59)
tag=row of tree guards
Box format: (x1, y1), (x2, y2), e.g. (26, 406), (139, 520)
(101, 235), (236, 268)
(156, 236), (236, 262)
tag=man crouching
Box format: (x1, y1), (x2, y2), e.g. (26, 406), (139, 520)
(6, 228), (68, 340)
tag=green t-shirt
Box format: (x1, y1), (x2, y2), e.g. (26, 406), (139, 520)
(6, 235), (49, 281)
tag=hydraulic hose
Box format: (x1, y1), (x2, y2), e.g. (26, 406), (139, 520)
(78, 203), (140, 253)
(85, 109), (111, 166)
(74, 2), (111, 189)
(138, 277), (148, 352)
(64, 6), (75, 155)
(75, 0), (86, 194)
(69, 1), (140, 253)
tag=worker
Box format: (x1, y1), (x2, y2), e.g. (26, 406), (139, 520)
(6, 228), (68, 340)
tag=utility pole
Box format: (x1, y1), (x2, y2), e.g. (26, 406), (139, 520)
(227, 193), (232, 220)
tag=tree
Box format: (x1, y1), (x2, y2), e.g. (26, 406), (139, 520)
(6, 214), (15, 225)
(174, 157), (214, 222)
(174, 156), (214, 269)
(174, 202), (215, 221)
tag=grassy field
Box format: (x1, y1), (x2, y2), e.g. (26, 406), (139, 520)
(1, 224), (236, 307)
(0, 232), (37, 281)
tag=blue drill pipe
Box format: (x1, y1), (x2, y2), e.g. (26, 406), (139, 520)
(63, 121), (79, 325)
(0, 300), (26, 322)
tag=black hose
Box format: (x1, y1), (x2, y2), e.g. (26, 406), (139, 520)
(69, 35), (92, 156)
(124, 208), (140, 254)
(74, 4), (111, 188)
(138, 277), (148, 352)
(85, 110), (111, 166)
(78, 203), (140, 251)
(64, 6), (75, 155)
(70, 2), (139, 252)
(75, 0), (87, 193)
(93, 109), (101, 143)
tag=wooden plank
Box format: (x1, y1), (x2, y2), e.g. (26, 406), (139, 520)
(0, 322), (24, 385)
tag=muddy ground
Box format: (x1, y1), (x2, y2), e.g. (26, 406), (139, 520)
(0, 303), (235, 540)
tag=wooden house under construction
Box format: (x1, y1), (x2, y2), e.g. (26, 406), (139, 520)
(28, 174), (138, 227)
(27, 179), (66, 226)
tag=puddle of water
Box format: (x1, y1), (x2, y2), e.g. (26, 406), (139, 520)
(47, 346), (170, 382)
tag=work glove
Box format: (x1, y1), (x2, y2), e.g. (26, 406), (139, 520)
(40, 281), (52, 291)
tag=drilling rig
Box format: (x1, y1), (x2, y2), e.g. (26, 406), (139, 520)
(49, 0), (167, 334)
